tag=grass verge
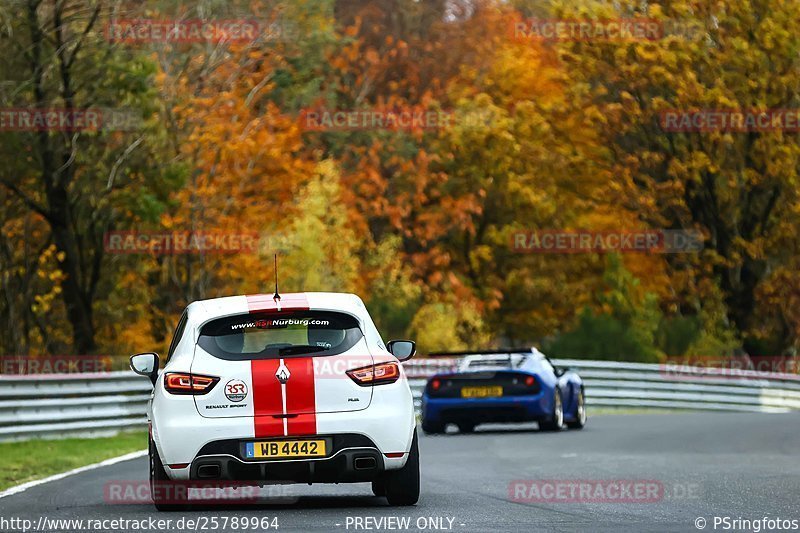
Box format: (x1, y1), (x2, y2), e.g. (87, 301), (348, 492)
(0, 430), (147, 491)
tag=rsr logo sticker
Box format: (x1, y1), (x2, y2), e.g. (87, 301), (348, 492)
(225, 379), (248, 402)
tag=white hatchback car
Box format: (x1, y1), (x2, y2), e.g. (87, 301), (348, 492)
(130, 292), (419, 509)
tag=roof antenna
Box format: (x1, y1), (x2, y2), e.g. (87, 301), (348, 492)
(272, 254), (281, 304)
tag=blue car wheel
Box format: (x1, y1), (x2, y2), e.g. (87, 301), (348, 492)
(566, 387), (587, 429)
(539, 389), (563, 431)
(422, 419), (445, 434)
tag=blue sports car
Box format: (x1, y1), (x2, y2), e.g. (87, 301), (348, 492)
(420, 348), (586, 433)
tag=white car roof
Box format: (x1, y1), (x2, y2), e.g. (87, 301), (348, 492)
(188, 292), (366, 323)
(181, 292), (387, 354)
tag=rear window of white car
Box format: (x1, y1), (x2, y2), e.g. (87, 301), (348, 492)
(197, 311), (363, 360)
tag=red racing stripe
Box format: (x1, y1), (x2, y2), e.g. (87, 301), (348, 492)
(285, 357), (317, 435)
(251, 359), (284, 437)
(246, 293), (316, 437)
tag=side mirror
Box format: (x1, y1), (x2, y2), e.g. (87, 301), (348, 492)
(387, 340), (416, 361)
(130, 352), (159, 385)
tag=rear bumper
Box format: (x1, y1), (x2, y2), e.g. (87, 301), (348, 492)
(421, 392), (548, 424)
(152, 380), (416, 480)
(186, 434), (386, 483)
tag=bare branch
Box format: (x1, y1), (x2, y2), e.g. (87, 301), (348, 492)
(106, 135), (144, 190)
(66, 2), (102, 68)
(0, 180), (51, 221)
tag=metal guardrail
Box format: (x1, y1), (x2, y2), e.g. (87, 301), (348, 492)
(0, 372), (151, 441)
(405, 357), (800, 413)
(1, 358), (798, 440)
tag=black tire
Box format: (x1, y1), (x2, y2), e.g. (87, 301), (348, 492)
(457, 423), (475, 433)
(150, 439), (189, 511)
(539, 389), (563, 432)
(566, 388), (587, 430)
(421, 420), (445, 435)
(371, 478), (386, 497)
(384, 430), (420, 506)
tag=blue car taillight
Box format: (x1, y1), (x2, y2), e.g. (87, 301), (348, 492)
(426, 371), (540, 397)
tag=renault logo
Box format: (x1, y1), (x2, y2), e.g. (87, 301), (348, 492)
(276, 364), (290, 384)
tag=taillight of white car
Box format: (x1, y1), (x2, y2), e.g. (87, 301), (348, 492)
(163, 372), (219, 395)
(346, 362), (400, 386)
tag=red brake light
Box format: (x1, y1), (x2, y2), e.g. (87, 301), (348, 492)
(525, 376), (535, 386)
(164, 372), (219, 395)
(346, 362), (400, 386)
(431, 379), (441, 390)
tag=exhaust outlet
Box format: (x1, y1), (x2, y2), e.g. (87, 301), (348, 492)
(197, 463), (221, 479)
(354, 456), (377, 470)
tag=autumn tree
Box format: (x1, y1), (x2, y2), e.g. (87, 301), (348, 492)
(0, 0), (172, 353)
(548, 0), (800, 352)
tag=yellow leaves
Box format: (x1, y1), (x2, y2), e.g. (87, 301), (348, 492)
(633, 44), (661, 63)
(735, 237), (765, 261)
(251, 160), (364, 294)
(31, 248), (65, 315)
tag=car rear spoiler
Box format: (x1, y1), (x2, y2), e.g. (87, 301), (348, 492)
(425, 347), (569, 374)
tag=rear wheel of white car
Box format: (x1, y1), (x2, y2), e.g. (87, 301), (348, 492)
(384, 430), (420, 506)
(457, 423), (475, 433)
(150, 439), (188, 512)
(371, 478), (386, 497)
(566, 388), (587, 429)
(539, 389), (563, 432)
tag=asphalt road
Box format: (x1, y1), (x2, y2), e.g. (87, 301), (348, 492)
(1, 412), (799, 533)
